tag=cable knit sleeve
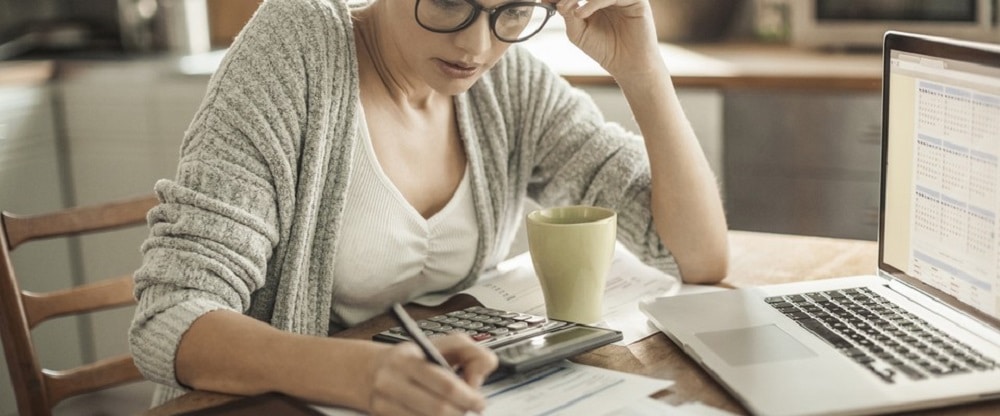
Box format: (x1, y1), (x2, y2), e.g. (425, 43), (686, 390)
(128, 0), (345, 389)
(500, 47), (681, 279)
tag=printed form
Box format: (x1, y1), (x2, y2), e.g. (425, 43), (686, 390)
(481, 361), (671, 416)
(313, 362), (698, 416)
(910, 78), (1000, 316)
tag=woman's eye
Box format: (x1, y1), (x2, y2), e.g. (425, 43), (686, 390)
(431, 0), (466, 9)
(501, 8), (530, 20)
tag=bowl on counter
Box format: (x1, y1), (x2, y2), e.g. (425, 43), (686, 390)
(649, 0), (745, 43)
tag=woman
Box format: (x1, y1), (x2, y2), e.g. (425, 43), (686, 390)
(129, 0), (728, 414)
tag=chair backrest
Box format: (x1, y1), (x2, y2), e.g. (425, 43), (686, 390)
(0, 194), (158, 416)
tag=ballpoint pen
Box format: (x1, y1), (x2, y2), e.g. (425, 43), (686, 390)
(390, 303), (453, 370)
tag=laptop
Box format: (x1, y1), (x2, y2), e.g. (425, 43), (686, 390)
(640, 31), (1000, 416)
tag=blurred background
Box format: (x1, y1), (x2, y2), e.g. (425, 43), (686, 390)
(1, 0), (994, 414)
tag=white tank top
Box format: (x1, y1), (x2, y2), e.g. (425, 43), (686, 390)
(330, 107), (478, 327)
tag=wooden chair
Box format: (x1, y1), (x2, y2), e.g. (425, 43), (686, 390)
(0, 194), (158, 415)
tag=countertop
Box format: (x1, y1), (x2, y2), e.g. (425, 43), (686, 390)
(523, 33), (882, 91)
(0, 61), (55, 86)
(0, 34), (884, 91)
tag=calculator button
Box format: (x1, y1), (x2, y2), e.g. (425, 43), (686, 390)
(465, 322), (485, 329)
(489, 328), (511, 335)
(506, 322), (529, 331)
(417, 320), (441, 329)
(524, 316), (546, 325)
(499, 312), (520, 319)
(472, 332), (494, 342)
(468, 314), (491, 322)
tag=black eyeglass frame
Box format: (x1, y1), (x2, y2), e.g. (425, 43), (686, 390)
(414, 0), (557, 43)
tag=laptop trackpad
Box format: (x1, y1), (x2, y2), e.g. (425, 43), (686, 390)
(695, 324), (817, 366)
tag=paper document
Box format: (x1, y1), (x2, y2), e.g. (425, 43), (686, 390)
(482, 361), (673, 416)
(416, 245), (681, 344)
(601, 397), (738, 416)
(311, 362), (676, 416)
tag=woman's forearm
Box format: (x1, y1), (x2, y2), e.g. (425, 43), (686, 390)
(175, 309), (386, 411)
(616, 63), (729, 284)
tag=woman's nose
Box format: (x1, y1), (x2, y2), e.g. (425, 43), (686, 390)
(453, 13), (493, 54)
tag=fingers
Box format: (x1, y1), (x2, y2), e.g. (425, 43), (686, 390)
(573, 0), (618, 19)
(369, 339), (489, 416)
(385, 365), (482, 416)
(551, 0), (617, 19)
(551, 0), (645, 19)
(433, 334), (499, 388)
(552, 0), (583, 18)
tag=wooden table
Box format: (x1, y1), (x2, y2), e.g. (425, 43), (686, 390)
(145, 231), (1000, 415)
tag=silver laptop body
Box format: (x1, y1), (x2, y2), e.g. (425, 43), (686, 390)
(640, 32), (1000, 416)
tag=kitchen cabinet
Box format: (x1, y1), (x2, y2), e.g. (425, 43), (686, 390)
(582, 83), (881, 241)
(58, 60), (207, 363)
(580, 85), (725, 188)
(724, 90), (882, 241)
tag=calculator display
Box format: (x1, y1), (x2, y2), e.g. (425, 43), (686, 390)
(525, 327), (602, 352)
(493, 325), (621, 373)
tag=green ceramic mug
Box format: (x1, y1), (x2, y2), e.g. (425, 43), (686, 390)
(525, 205), (617, 324)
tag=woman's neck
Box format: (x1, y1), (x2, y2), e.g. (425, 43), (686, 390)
(352, 6), (440, 110)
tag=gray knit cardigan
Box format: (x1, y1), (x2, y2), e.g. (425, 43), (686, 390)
(129, 0), (679, 405)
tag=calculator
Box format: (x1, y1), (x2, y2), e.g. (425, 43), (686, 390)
(373, 306), (623, 375)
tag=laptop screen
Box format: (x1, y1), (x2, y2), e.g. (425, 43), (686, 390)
(880, 32), (1000, 325)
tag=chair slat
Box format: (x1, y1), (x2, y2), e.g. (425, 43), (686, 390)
(1, 234), (50, 414)
(3, 194), (157, 249)
(42, 355), (143, 407)
(1, 193), (155, 415)
(21, 276), (136, 329)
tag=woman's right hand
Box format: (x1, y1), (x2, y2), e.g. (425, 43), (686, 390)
(367, 334), (498, 416)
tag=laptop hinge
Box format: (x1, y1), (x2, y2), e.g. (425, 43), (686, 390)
(888, 278), (1000, 347)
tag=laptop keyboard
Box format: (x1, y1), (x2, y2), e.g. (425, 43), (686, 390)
(766, 287), (997, 383)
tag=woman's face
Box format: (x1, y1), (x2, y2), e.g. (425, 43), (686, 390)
(381, 0), (515, 96)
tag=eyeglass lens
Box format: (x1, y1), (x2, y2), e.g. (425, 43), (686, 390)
(416, 0), (551, 42)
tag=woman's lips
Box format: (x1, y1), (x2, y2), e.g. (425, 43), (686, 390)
(436, 59), (480, 79)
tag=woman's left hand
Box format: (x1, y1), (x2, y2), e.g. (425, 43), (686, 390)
(546, 0), (662, 81)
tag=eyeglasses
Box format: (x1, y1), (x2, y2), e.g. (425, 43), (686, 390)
(415, 0), (557, 43)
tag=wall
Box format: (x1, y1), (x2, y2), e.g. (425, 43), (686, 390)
(0, 60), (206, 416)
(0, 82), (80, 416)
(724, 90), (882, 241)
